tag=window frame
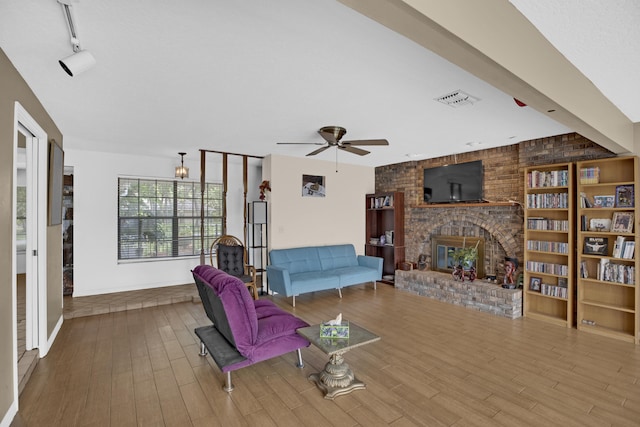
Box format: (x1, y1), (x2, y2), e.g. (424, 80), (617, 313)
(117, 177), (223, 261)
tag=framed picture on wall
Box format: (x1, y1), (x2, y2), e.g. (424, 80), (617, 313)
(48, 139), (64, 225)
(302, 174), (326, 197)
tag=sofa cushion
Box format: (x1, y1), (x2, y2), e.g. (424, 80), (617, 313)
(254, 299), (288, 319)
(317, 244), (358, 270)
(269, 247), (322, 274)
(332, 266), (378, 286)
(255, 311), (309, 345)
(289, 271), (340, 291)
(192, 265), (258, 357)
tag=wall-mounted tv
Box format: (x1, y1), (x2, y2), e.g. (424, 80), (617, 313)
(423, 160), (484, 204)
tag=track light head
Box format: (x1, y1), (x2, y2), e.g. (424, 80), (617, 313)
(58, 0), (96, 76)
(59, 50), (96, 76)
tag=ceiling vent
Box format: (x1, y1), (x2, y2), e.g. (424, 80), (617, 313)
(435, 90), (480, 108)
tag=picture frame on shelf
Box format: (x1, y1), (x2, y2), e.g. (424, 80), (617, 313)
(611, 212), (634, 233)
(593, 195), (615, 208)
(583, 236), (608, 255)
(557, 277), (568, 288)
(529, 277), (541, 292)
(589, 218), (611, 232)
(615, 185), (634, 208)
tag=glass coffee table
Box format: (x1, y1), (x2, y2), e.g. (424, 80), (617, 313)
(297, 321), (380, 400)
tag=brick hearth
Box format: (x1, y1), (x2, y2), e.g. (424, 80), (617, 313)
(395, 270), (523, 319)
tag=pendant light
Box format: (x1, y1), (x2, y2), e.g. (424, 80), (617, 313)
(175, 152), (189, 179)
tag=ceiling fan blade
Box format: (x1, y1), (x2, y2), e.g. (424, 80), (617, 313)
(306, 145), (330, 156)
(342, 139), (389, 146)
(277, 142), (325, 145)
(340, 145), (370, 156)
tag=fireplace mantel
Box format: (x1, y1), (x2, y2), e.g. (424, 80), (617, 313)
(414, 201), (518, 208)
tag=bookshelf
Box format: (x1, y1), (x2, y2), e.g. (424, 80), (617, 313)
(365, 192), (405, 284)
(524, 163), (574, 327)
(576, 156), (639, 344)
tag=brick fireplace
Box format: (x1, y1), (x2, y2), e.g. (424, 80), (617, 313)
(410, 204), (523, 280)
(373, 133), (615, 318)
(374, 133), (614, 277)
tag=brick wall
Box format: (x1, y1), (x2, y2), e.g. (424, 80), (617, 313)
(375, 132), (614, 274)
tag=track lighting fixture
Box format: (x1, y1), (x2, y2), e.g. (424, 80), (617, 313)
(58, 0), (96, 76)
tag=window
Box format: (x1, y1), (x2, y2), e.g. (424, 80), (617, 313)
(118, 178), (223, 260)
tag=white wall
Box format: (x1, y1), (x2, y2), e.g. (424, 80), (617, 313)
(64, 149), (260, 296)
(265, 154), (375, 253)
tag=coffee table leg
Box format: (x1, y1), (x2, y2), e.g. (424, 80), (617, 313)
(308, 352), (366, 399)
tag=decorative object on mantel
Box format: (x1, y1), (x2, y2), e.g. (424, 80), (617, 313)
(449, 238), (479, 282)
(417, 254), (428, 271)
(502, 257), (519, 289)
(486, 235), (497, 282)
(259, 180), (271, 200)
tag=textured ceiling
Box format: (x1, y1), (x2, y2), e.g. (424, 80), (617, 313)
(509, 0), (640, 122)
(0, 1), (636, 167)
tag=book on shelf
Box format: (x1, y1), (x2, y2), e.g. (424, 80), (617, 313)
(622, 241), (635, 259)
(612, 236), (626, 258)
(583, 236), (608, 255)
(579, 192), (593, 208)
(580, 261), (588, 279)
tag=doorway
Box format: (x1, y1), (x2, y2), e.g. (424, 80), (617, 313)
(12, 103), (49, 399)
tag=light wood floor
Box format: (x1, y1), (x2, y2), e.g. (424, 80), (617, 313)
(12, 283), (640, 426)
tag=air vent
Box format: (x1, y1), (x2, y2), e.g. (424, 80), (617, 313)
(435, 90), (480, 108)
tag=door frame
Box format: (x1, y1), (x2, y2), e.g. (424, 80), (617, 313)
(11, 103), (49, 402)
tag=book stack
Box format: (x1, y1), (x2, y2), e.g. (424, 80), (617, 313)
(526, 192), (569, 209)
(579, 167), (600, 184)
(612, 236), (636, 259)
(597, 259), (635, 284)
(527, 217), (569, 231)
(527, 170), (569, 188)
(540, 283), (568, 299)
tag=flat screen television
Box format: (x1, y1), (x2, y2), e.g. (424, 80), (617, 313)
(423, 160), (484, 203)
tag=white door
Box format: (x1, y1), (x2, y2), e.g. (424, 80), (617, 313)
(13, 103), (49, 358)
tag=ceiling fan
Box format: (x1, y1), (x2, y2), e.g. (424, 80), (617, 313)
(279, 126), (389, 157)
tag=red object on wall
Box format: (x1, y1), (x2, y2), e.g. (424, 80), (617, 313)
(514, 98), (527, 107)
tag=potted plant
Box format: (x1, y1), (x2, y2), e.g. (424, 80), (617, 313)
(449, 239), (480, 281)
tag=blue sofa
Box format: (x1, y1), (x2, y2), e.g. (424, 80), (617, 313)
(266, 244), (383, 306)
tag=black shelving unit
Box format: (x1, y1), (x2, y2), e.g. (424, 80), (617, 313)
(247, 201), (268, 294)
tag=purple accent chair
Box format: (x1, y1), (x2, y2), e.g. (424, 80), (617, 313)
(192, 265), (310, 392)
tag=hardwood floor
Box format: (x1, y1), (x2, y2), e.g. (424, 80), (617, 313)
(12, 283), (640, 426)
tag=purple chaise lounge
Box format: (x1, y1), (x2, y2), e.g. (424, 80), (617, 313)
(192, 265), (310, 392)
